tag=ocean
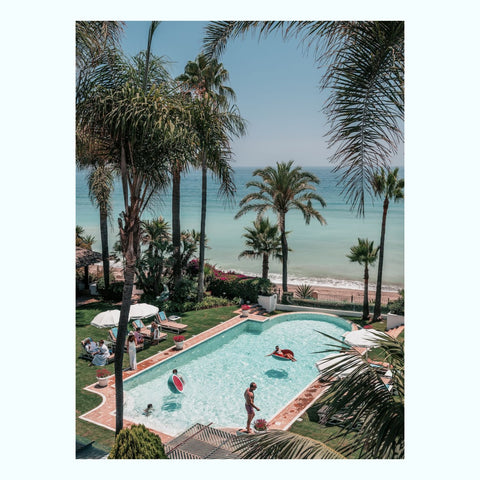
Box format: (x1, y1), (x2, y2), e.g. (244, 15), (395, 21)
(76, 166), (404, 292)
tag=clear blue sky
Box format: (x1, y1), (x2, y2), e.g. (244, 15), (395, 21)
(121, 21), (404, 168)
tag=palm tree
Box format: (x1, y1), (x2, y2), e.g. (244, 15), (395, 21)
(76, 225), (87, 247)
(77, 22), (182, 434)
(203, 21), (404, 215)
(238, 217), (283, 279)
(347, 238), (379, 321)
(168, 152), (192, 289)
(140, 217), (171, 254)
(235, 161), (326, 294)
(76, 21), (124, 71)
(235, 331), (404, 459)
(137, 217), (171, 297)
(371, 167), (404, 321)
(177, 54), (246, 302)
(76, 226), (95, 249)
(86, 163), (115, 290)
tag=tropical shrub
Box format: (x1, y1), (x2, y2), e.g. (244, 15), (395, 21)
(186, 258), (200, 276)
(108, 424), (167, 459)
(157, 299), (193, 314)
(173, 335), (185, 342)
(96, 273), (115, 290)
(98, 281), (124, 301)
(387, 289), (404, 315)
(170, 277), (197, 303)
(295, 284), (315, 299)
(209, 276), (273, 302)
(194, 296), (231, 310)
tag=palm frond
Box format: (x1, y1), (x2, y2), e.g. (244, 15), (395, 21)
(234, 430), (345, 459)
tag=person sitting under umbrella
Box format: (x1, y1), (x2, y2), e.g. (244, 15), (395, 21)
(84, 338), (99, 354)
(90, 340), (110, 366)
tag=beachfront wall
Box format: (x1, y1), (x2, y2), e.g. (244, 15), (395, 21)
(386, 313), (405, 330)
(276, 303), (363, 318)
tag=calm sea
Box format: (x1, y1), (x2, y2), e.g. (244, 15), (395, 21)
(76, 166), (404, 291)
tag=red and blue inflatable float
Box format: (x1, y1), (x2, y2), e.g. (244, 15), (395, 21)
(272, 349), (295, 361)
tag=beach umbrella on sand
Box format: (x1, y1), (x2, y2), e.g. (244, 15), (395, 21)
(128, 303), (159, 320)
(343, 328), (382, 349)
(90, 309), (120, 328)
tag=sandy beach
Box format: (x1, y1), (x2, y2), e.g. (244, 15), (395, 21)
(273, 283), (401, 305)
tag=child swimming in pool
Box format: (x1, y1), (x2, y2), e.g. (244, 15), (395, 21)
(143, 404), (154, 416)
(172, 369), (185, 385)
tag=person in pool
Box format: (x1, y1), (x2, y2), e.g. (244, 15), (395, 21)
(242, 382), (260, 434)
(143, 404), (154, 416)
(172, 369), (185, 385)
(266, 346), (296, 361)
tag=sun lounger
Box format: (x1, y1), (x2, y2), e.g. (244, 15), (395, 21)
(317, 404), (362, 430)
(80, 337), (95, 361)
(155, 311), (188, 334)
(108, 327), (144, 352)
(131, 319), (167, 343)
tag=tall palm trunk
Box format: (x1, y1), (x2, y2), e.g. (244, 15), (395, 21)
(99, 206), (110, 289)
(279, 214), (288, 293)
(114, 144), (142, 435)
(262, 252), (269, 279)
(172, 165), (182, 288)
(114, 259), (134, 434)
(114, 216), (140, 434)
(363, 262), (370, 321)
(197, 151), (207, 302)
(373, 198), (389, 321)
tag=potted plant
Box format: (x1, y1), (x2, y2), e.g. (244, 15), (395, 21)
(257, 278), (277, 313)
(173, 335), (185, 350)
(96, 368), (111, 387)
(253, 418), (268, 433)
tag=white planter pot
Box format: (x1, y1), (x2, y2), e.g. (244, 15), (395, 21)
(258, 294), (277, 313)
(174, 341), (184, 350)
(96, 376), (109, 387)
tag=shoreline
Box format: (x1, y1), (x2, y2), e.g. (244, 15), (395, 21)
(91, 262), (401, 305)
(273, 282), (400, 304)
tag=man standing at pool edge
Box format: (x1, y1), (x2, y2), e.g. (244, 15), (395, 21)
(243, 382), (260, 434)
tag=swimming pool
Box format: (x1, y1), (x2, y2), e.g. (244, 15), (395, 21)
(123, 312), (351, 436)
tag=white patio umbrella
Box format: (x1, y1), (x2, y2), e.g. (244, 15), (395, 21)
(90, 309), (120, 328)
(315, 353), (359, 378)
(128, 303), (159, 320)
(343, 328), (382, 348)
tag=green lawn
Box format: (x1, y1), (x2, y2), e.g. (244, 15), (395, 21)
(76, 304), (401, 454)
(288, 404), (361, 458)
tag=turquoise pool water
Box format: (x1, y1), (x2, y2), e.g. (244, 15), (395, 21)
(123, 313), (350, 436)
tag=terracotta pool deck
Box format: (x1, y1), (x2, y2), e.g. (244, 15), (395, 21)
(80, 311), (404, 443)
